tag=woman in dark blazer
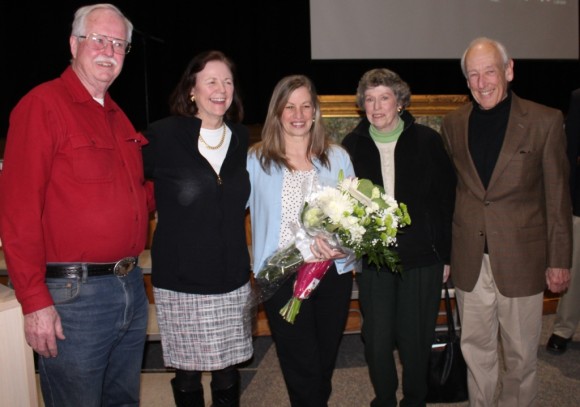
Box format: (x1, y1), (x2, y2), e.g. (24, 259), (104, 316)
(142, 50), (251, 407)
(341, 68), (456, 407)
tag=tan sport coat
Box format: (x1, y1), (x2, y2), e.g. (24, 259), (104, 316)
(441, 93), (572, 297)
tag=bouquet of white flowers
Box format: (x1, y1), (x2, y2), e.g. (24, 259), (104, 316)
(253, 171), (411, 323)
(302, 173), (411, 271)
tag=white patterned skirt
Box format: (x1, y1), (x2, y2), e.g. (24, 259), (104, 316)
(153, 282), (253, 371)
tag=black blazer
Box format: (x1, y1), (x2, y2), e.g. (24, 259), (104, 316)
(342, 111), (456, 270)
(142, 116), (251, 294)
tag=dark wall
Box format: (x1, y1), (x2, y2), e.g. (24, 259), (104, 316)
(1, 0), (578, 144)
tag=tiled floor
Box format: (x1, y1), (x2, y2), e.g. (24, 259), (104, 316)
(42, 315), (580, 406)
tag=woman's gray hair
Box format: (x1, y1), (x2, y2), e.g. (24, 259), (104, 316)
(460, 37), (510, 78)
(356, 68), (411, 111)
(71, 3), (133, 42)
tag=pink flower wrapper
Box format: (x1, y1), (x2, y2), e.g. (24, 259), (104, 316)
(279, 260), (334, 324)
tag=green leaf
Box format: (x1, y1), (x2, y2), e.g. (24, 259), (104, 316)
(356, 179), (375, 198)
(372, 197), (388, 210)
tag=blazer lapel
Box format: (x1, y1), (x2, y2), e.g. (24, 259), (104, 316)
(487, 95), (527, 191)
(453, 105), (487, 199)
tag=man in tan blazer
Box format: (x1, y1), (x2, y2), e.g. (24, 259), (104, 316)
(441, 37), (572, 406)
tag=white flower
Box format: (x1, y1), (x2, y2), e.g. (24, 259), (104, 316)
(339, 177), (359, 192)
(316, 188), (354, 223)
(365, 202), (380, 214)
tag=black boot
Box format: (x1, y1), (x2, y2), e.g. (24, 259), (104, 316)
(171, 378), (205, 407)
(211, 380), (240, 407)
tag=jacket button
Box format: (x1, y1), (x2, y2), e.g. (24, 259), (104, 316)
(484, 200), (491, 206)
(478, 231), (484, 236)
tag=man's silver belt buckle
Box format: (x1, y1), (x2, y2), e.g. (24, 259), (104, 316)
(114, 257), (137, 276)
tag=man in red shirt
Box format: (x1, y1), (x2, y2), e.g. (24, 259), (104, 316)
(0, 4), (150, 406)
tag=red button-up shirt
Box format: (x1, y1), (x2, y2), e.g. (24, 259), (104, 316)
(0, 66), (150, 314)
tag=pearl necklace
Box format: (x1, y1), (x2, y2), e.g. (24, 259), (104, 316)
(199, 124), (226, 150)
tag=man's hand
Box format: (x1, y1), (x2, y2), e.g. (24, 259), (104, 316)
(24, 305), (65, 358)
(545, 267), (571, 294)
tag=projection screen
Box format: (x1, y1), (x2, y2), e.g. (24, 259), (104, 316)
(310, 0), (579, 60)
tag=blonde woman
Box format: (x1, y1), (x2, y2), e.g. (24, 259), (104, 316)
(247, 75), (354, 406)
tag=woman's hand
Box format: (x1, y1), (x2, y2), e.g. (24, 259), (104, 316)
(443, 264), (450, 283)
(308, 236), (346, 262)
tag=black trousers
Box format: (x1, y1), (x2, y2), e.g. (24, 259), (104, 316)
(358, 263), (443, 407)
(264, 265), (353, 407)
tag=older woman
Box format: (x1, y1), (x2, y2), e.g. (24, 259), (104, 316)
(142, 50), (251, 407)
(247, 75), (354, 406)
(341, 68), (456, 406)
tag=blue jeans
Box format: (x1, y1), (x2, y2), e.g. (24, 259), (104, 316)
(39, 267), (148, 407)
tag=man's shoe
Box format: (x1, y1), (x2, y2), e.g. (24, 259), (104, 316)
(546, 334), (571, 354)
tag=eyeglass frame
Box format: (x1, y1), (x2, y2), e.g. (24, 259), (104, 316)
(76, 33), (131, 55)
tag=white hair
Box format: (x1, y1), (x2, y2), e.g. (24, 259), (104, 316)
(71, 3), (133, 42)
(460, 37), (510, 78)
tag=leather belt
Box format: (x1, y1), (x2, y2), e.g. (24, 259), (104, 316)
(46, 257), (138, 278)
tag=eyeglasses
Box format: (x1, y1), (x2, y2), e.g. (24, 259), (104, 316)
(77, 33), (131, 55)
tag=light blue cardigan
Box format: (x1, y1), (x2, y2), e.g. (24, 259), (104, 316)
(247, 145), (355, 276)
